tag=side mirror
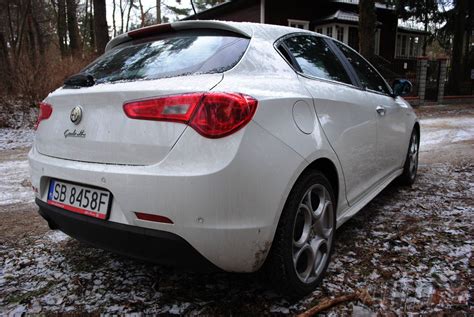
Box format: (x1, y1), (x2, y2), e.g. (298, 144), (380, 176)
(392, 79), (412, 97)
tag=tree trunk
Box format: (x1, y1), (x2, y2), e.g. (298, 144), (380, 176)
(358, 0), (376, 61)
(126, 0), (134, 32)
(119, 0), (125, 34)
(89, 7), (95, 49)
(448, 0), (467, 95)
(112, 0), (117, 37)
(0, 32), (12, 92)
(156, 0), (161, 24)
(139, 0), (145, 27)
(27, 13), (37, 63)
(57, 0), (68, 56)
(422, 11), (428, 56)
(93, 0), (109, 54)
(66, 0), (82, 54)
(84, 0), (90, 47)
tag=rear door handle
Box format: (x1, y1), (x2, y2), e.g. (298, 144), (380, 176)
(376, 106), (386, 116)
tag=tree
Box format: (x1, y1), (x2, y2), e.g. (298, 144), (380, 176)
(93, 0), (109, 54)
(359, 0), (376, 60)
(156, 0), (161, 24)
(66, 0), (82, 53)
(448, 0), (468, 94)
(395, 0), (440, 55)
(57, 0), (68, 56)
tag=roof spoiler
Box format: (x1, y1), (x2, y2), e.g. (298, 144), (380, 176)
(105, 20), (252, 52)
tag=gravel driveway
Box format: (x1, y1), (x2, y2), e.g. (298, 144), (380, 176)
(0, 104), (472, 315)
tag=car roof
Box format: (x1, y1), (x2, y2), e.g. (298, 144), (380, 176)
(105, 20), (319, 52)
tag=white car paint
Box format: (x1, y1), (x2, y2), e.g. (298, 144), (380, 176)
(29, 20), (417, 272)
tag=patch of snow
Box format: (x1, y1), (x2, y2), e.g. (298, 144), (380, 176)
(0, 159), (34, 207)
(0, 128), (34, 150)
(420, 116), (474, 149)
(46, 231), (70, 243)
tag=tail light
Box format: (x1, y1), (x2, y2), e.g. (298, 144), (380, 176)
(123, 92), (258, 138)
(35, 102), (53, 130)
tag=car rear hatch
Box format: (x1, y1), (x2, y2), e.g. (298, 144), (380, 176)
(35, 28), (250, 165)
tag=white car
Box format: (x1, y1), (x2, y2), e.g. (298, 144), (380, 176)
(29, 21), (419, 296)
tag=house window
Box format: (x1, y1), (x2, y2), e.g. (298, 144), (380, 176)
(396, 34), (402, 57)
(336, 25), (344, 42)
(288, 19), (309, 30)
(401, 35), (407, 56)
(374, 29), (380, 55)
(348, 27), (358, 49)
(326, 27), (333, 38)
(316, 28), (323, 34)
(409, 36), (415, 57)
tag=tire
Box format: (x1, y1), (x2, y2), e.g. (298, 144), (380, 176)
(265, 170), (336, 298)
(398, 128), (419, 186)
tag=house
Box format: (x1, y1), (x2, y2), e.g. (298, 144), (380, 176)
(184, 0), (428, 77)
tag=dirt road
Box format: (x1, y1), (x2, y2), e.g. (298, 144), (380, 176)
(1, 104), (472, 315)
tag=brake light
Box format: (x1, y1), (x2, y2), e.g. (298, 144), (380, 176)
(123, 92), (258, 138)
(35, 102), (53, 130)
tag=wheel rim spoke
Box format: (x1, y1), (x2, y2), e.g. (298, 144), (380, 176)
(310, 237), (327, 277)
(313, 200), (333, 239)
(293, 204), (312, 248)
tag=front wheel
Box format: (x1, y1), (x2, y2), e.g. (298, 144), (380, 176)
(265, 170), (336, 297)
(398, 128), (419, 185)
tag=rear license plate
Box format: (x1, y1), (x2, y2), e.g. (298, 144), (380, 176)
(47, 179), (111, 220)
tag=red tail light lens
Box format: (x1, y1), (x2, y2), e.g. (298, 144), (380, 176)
(123, 92), (258, 138)
(123, 93), (203, 123)
(35, 102), (53, 130)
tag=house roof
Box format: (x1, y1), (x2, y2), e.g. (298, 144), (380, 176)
(184, 0), (396, 21)
(183, 0), (257, 21)
(329, 0), (395, 10)
(314, 10), (383, 26)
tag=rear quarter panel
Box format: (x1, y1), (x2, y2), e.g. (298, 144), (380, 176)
(215, 35), (348, 234)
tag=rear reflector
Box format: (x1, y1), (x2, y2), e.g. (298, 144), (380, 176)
(123, 92), (258, 138)
(135, 212), (174, 224)
(35, 102), (53, 130)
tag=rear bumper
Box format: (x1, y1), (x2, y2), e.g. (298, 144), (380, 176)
(29, 122), (306, 272)
(36, 198), (219, 271)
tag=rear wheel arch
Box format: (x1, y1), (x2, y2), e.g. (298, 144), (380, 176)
(302, 158), (339, 207)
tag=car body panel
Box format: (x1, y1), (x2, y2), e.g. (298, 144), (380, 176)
(297, 76), (378, 205)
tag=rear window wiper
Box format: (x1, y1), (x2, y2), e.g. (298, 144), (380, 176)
(64, 73), (96, 87)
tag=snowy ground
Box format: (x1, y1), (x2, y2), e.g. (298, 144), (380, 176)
(0, 129), (35, 211)
(0, 104), (472, 315)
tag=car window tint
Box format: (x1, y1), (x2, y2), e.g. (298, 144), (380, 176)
(283, 35), (352, 85)
(82, 31), (249, 84)
(334, 41), (391, 95)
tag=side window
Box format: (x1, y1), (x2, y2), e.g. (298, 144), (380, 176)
(334, 41), (391, 95)
(283, 35), (352, 85)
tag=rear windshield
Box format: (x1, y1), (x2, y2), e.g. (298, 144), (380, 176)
(82, 30), (250, 84)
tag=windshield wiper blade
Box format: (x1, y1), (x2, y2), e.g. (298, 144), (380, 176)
(64, 73), (95, 87)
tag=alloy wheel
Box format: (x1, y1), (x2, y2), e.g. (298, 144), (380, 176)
(292, 184), (334, 284)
